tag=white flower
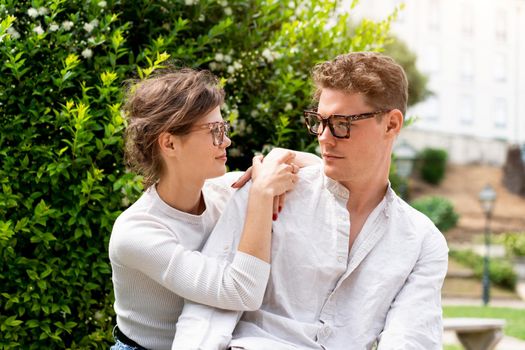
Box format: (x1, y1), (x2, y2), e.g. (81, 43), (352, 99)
(90, 19), (99, 27)
(38, 7), (48, 15)
(224, 7), (232, 15)
(49, 23), (59, 32)
(62, 21), (73, 31)
(81, 48), (93, 58)
(83, 22), (94, 33)
(262, 48), (274, 62)
(33, 25), (44, 35)
(233, 61), (242, 70)
(284, 103), (293, 111)
(27, 7), (39, 18)
(251, 110), (259, 118)
(184, 0), (196, 5)
(88, 36), (96, 44)
(209, 62), (219, 71)
(7, 27), (20, 39)
(223, 54), (232, 63)
(214, 53), (224, 62)
(227, 65), (235, 74)
(97, 1), (107, 8)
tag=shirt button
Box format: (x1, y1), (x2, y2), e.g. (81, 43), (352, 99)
(337, 256), (345, 263)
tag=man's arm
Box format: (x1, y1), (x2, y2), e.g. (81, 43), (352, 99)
(377, 228), (449, 350)
(172, 186), (254, 350)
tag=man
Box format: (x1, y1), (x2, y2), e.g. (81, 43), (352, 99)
(172, 52), (449, 349)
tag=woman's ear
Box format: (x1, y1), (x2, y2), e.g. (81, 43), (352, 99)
(158, 132), (178, 157)
(385, 109), (404, 136)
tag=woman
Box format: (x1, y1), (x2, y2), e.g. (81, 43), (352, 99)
(109, 68), (312, 350)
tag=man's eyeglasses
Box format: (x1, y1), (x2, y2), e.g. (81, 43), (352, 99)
(189, 120), (231, 146)
(303, 110), (390, 139)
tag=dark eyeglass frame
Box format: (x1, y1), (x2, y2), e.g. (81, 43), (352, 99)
(188, 120), (231, 146)
(303, 109), (391, 139)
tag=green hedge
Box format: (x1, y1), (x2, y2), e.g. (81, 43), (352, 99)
(450, 249), (517, 290)
(0, 1), (396, 348)
(502, 232), (525, 257)
(410, 195), (459, 232)
(419, 147), (448, 185)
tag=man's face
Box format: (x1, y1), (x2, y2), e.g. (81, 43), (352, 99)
(317, 88), (393, 186)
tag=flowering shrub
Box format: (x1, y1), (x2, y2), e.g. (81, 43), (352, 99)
(0, 0), (393, 347)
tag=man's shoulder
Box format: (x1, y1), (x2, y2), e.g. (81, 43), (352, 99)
(297, 164), (324, 183)
(393, 197), (447, 248)
(386, 194), (438, 232)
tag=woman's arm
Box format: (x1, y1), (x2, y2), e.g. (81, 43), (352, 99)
(110, 150), (297, 310)
(236, 150), (297, 263)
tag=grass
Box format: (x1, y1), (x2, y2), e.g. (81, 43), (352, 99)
(443, 345), (462, 350)
(443, 306), (525, 340)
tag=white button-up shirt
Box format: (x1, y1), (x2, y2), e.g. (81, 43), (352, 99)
(173, 165), (449, 350)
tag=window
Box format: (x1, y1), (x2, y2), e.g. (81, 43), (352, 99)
(461, 4), (474, 36)
(460, 51), (474, 81)
(495, 9), (507, 42)
(427, 0), (440, 31)
(419, 95), (440, 121)
(459, 95), (474, 124)
(494, 53), (507, 82)
(493, 98), (507, 128)
(419, 44), (441, 74)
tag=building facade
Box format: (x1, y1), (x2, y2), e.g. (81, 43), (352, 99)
(350, 0), (525, 164)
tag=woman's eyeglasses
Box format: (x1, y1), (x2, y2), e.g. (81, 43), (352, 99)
(189, 120), (231, 146)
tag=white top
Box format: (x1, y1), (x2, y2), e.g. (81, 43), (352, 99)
(109, 173), (271, 350)
(172, 165), (449, 350)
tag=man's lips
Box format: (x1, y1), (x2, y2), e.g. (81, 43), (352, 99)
(216, 154), (227, 160)
(323, 153), (344, 160)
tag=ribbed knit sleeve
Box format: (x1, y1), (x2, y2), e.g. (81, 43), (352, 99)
(109, 186), (270, 311)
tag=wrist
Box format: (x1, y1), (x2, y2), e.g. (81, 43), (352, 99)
(249, 182), (275, 199)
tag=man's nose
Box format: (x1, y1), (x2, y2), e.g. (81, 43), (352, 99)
(318, 121), (335, 145)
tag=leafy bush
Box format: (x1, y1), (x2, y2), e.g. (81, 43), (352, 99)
(450, 249), (517, 290)
(411, 196), (459, 232)
(0, 0), (395, 348)
(419, 148), (448, 185)
(502, 232), (525, 257)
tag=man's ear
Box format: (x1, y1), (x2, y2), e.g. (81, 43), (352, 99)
(385, 109), (404, 136)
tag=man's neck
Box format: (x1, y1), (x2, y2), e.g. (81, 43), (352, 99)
(340, 175), (389, 215)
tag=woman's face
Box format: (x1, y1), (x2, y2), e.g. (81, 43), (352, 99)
(175, 105), (232, 181)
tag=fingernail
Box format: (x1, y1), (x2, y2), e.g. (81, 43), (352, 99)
(231, 181), (237, 188)
(272, 213), (278, 221)
(278, 206), (282, 213)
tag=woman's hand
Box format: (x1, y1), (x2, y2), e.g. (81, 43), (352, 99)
(250, 151), (298, 196)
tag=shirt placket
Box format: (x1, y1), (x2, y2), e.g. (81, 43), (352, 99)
(317, 193), (349, 346)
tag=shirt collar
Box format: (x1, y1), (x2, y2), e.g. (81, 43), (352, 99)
(322, 171), (350, 199)
(321, 169), (397, 216)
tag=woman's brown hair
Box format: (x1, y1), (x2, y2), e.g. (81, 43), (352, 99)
(123, 68), (225, 188)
